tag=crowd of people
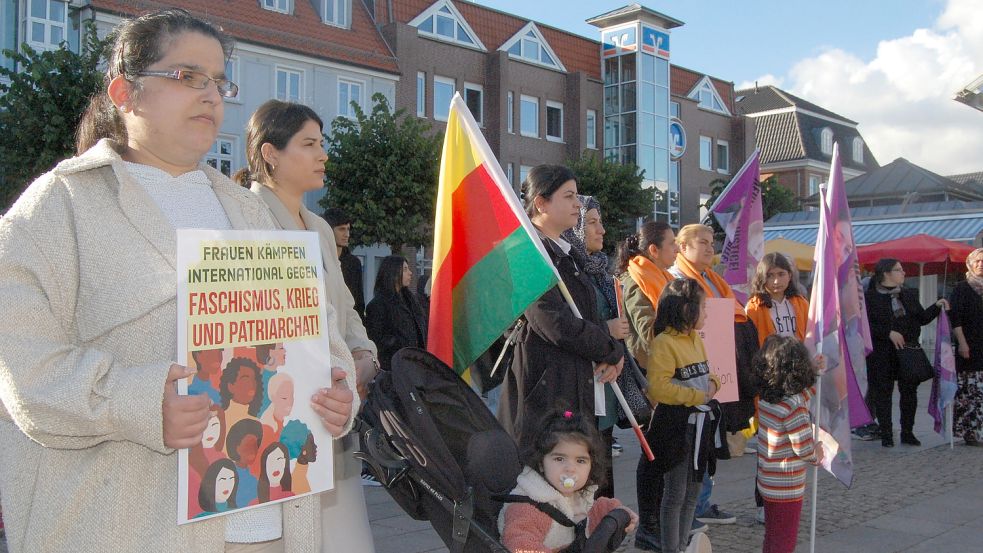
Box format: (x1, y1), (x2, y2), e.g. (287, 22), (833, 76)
(0, 7), (980, 553)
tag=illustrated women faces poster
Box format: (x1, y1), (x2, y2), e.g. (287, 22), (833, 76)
(176, 229), (334, 523)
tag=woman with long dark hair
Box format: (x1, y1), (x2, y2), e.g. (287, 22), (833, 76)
(498, 165), (623, 453)
(865, 258), (947, 447)
(365, 255), (428, 371)
(0, 9), (356, 551)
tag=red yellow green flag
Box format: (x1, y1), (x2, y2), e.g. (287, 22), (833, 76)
(427, 93), (559, 376)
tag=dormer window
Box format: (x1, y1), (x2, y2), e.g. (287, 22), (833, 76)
(322, 0), (350, 28)
(262, 0), (289, 14)
(499, 22), (566, 72)
(852, 137), (864, 163)
(410, 0), (485, 50)
(821, 127), (833, 155)
(686, 76), (729, 115)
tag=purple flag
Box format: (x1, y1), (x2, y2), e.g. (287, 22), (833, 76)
(709, 150), (763, 304)
(929, 310), (957, 434)
(804, 143), (870, 488)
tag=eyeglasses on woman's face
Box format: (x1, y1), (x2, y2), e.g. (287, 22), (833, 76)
(133, 69), (239, 98)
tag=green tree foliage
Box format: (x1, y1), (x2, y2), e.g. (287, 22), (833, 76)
(568, 152), (653, 253)
(702, 175), (799, 240)
(0, 24), (110, 211)
(321, 93), (441, 250)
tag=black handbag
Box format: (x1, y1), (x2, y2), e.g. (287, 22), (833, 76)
(896, 345), (934, 384)
(615, 348), (654, 429)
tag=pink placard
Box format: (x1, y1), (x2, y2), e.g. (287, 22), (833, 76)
(697, 298), (739, 403)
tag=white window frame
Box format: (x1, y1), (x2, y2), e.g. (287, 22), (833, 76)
(463, 82), (484, 126)
(686, 76), (730, 115)
(507, 91), (514, 134)
(416, 72), (426, 117)
(852, 137), (864, 163)
(808, 175), (820, 196)
(223, 56), (241, 104)
(519, 165), (533, 186)
(586, 110), (597, 150)
(262, 0), (290, 14)
(275, 66), (304, 103)
(408, 0), (486, 51)
(699, 136), (712, 171)
(520, 95), (539, 138)
(506, 163), (514, 185)
(821, 128), (833, 155)
(206, 135), (237, 177)
(433, 75), (455, 122)
(715, 139), (730, 174)
(337, 78), (364, 119)
(322, 0), (350, 28)
(23, 0), (68, 52)
(545, 100), (563, 142)
(498, 21), (566, 72)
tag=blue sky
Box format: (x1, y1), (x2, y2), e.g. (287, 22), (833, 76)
(474, 0), (983, 174)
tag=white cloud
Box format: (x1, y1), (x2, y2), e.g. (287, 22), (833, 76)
(751, 0), (983, 174)
(736, 74), (784, 92)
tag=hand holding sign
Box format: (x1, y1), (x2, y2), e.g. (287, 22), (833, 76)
(310, 367), (354, 437)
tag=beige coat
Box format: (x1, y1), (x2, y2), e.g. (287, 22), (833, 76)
(0, 141), (357, 553)
(249, 182), (377, 553)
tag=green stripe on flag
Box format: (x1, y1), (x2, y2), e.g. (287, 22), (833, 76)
(450, 228), (557, 371)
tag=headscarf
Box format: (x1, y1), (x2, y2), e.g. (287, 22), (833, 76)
(967, 248), (983, 298)
(562, 195), (618, 312)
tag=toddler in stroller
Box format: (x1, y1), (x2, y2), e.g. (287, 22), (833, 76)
(356, 348), (633, 553)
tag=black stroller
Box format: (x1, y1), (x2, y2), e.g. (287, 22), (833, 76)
(356, 348), (631, 553)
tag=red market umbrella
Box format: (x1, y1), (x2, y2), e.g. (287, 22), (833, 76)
(857, 234), (975, 276)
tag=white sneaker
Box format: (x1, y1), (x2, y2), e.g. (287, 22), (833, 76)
(684, 532), (711, 553)
(360, 472), (382, 487)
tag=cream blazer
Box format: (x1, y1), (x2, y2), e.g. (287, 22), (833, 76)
(0, 140), (357, 553)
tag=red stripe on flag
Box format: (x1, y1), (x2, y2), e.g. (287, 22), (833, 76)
(447, 163), (522, 288)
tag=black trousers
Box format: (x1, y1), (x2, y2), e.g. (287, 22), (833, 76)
(636, 425), (664, 532)
(597, 426), (615, 499)
(868, 367), (919, 435)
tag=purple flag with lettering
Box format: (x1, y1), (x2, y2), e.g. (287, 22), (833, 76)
(804, 143), (871, 488)
(709, 150), (763, 304)
(929, 310), (957, 434)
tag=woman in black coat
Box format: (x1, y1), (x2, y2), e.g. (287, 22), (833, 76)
(950, 248), (983, 446)
(497, 164), (624, 451)
(864, 258), (947, 447)
(365, 255), (428, 371)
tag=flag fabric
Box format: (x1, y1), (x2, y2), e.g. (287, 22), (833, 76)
(928, 310), (958, 434)
(427, 93), (559, 376)
(804, 143), (871, 488)
(708, 150), (763, 304)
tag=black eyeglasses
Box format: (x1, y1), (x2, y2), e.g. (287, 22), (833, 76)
(133, 69), (239, 98)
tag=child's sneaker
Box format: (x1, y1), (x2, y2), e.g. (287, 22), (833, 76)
(685, 532), (712, 553)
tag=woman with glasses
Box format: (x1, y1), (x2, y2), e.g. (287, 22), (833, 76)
(0, 9), (356, 553)
(864, 259), (947, 447)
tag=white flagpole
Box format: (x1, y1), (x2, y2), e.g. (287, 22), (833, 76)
(809, 376), (822, 553)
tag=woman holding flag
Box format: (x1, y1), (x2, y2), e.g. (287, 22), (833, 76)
(499, 165), (624, 456)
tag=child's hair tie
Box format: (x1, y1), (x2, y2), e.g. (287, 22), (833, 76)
(563, 410), (573, 419)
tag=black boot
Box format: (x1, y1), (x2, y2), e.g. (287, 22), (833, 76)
(900, 431), (921, 446)
(881, 432), (895, 448)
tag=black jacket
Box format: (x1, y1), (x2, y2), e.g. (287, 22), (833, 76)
(339, 248), (365, 319)
(864, 286), (941, 380)
(498, 238), (623, 450)
(366, 289), (428, 371)
(949, 281), (983, 373)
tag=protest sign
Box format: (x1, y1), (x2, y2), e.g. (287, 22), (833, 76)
(176, 229), (333, 523)
(697, 297), (739, 403)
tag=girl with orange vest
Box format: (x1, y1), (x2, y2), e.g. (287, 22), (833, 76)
(744, 253), (809, 347)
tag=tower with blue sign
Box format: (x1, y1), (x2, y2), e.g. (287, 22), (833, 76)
(588, 6), (684, 226)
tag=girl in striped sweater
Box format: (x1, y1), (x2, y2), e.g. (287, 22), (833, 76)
(752, 335), (824, 553)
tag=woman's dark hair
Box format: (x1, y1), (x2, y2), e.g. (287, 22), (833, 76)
(652, 278), (705, 335)
(870, 258), (902, 290)
(199, 458), (239, 512)
(76, 8), (234, 153)
(233, 100), (324, 187)
(219, 357), (264, 415)
(521, 164), (577, 217)
(750, 252), (802, 306)
(616, 221), (673, 274)
(752, 335), (817, 403)
(257, 442), (293, 502)
(225, 418), (263, 463)
(523, 410), (608, 491)
(374, 255), (409, 296)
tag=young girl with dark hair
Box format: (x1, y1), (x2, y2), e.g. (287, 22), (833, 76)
(646, 278), (719, 553)
(745, 253), (809, 347)
(498, 410), (637, 552)
(752, 335), (823, 553)
(365, 255), (428, 371)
